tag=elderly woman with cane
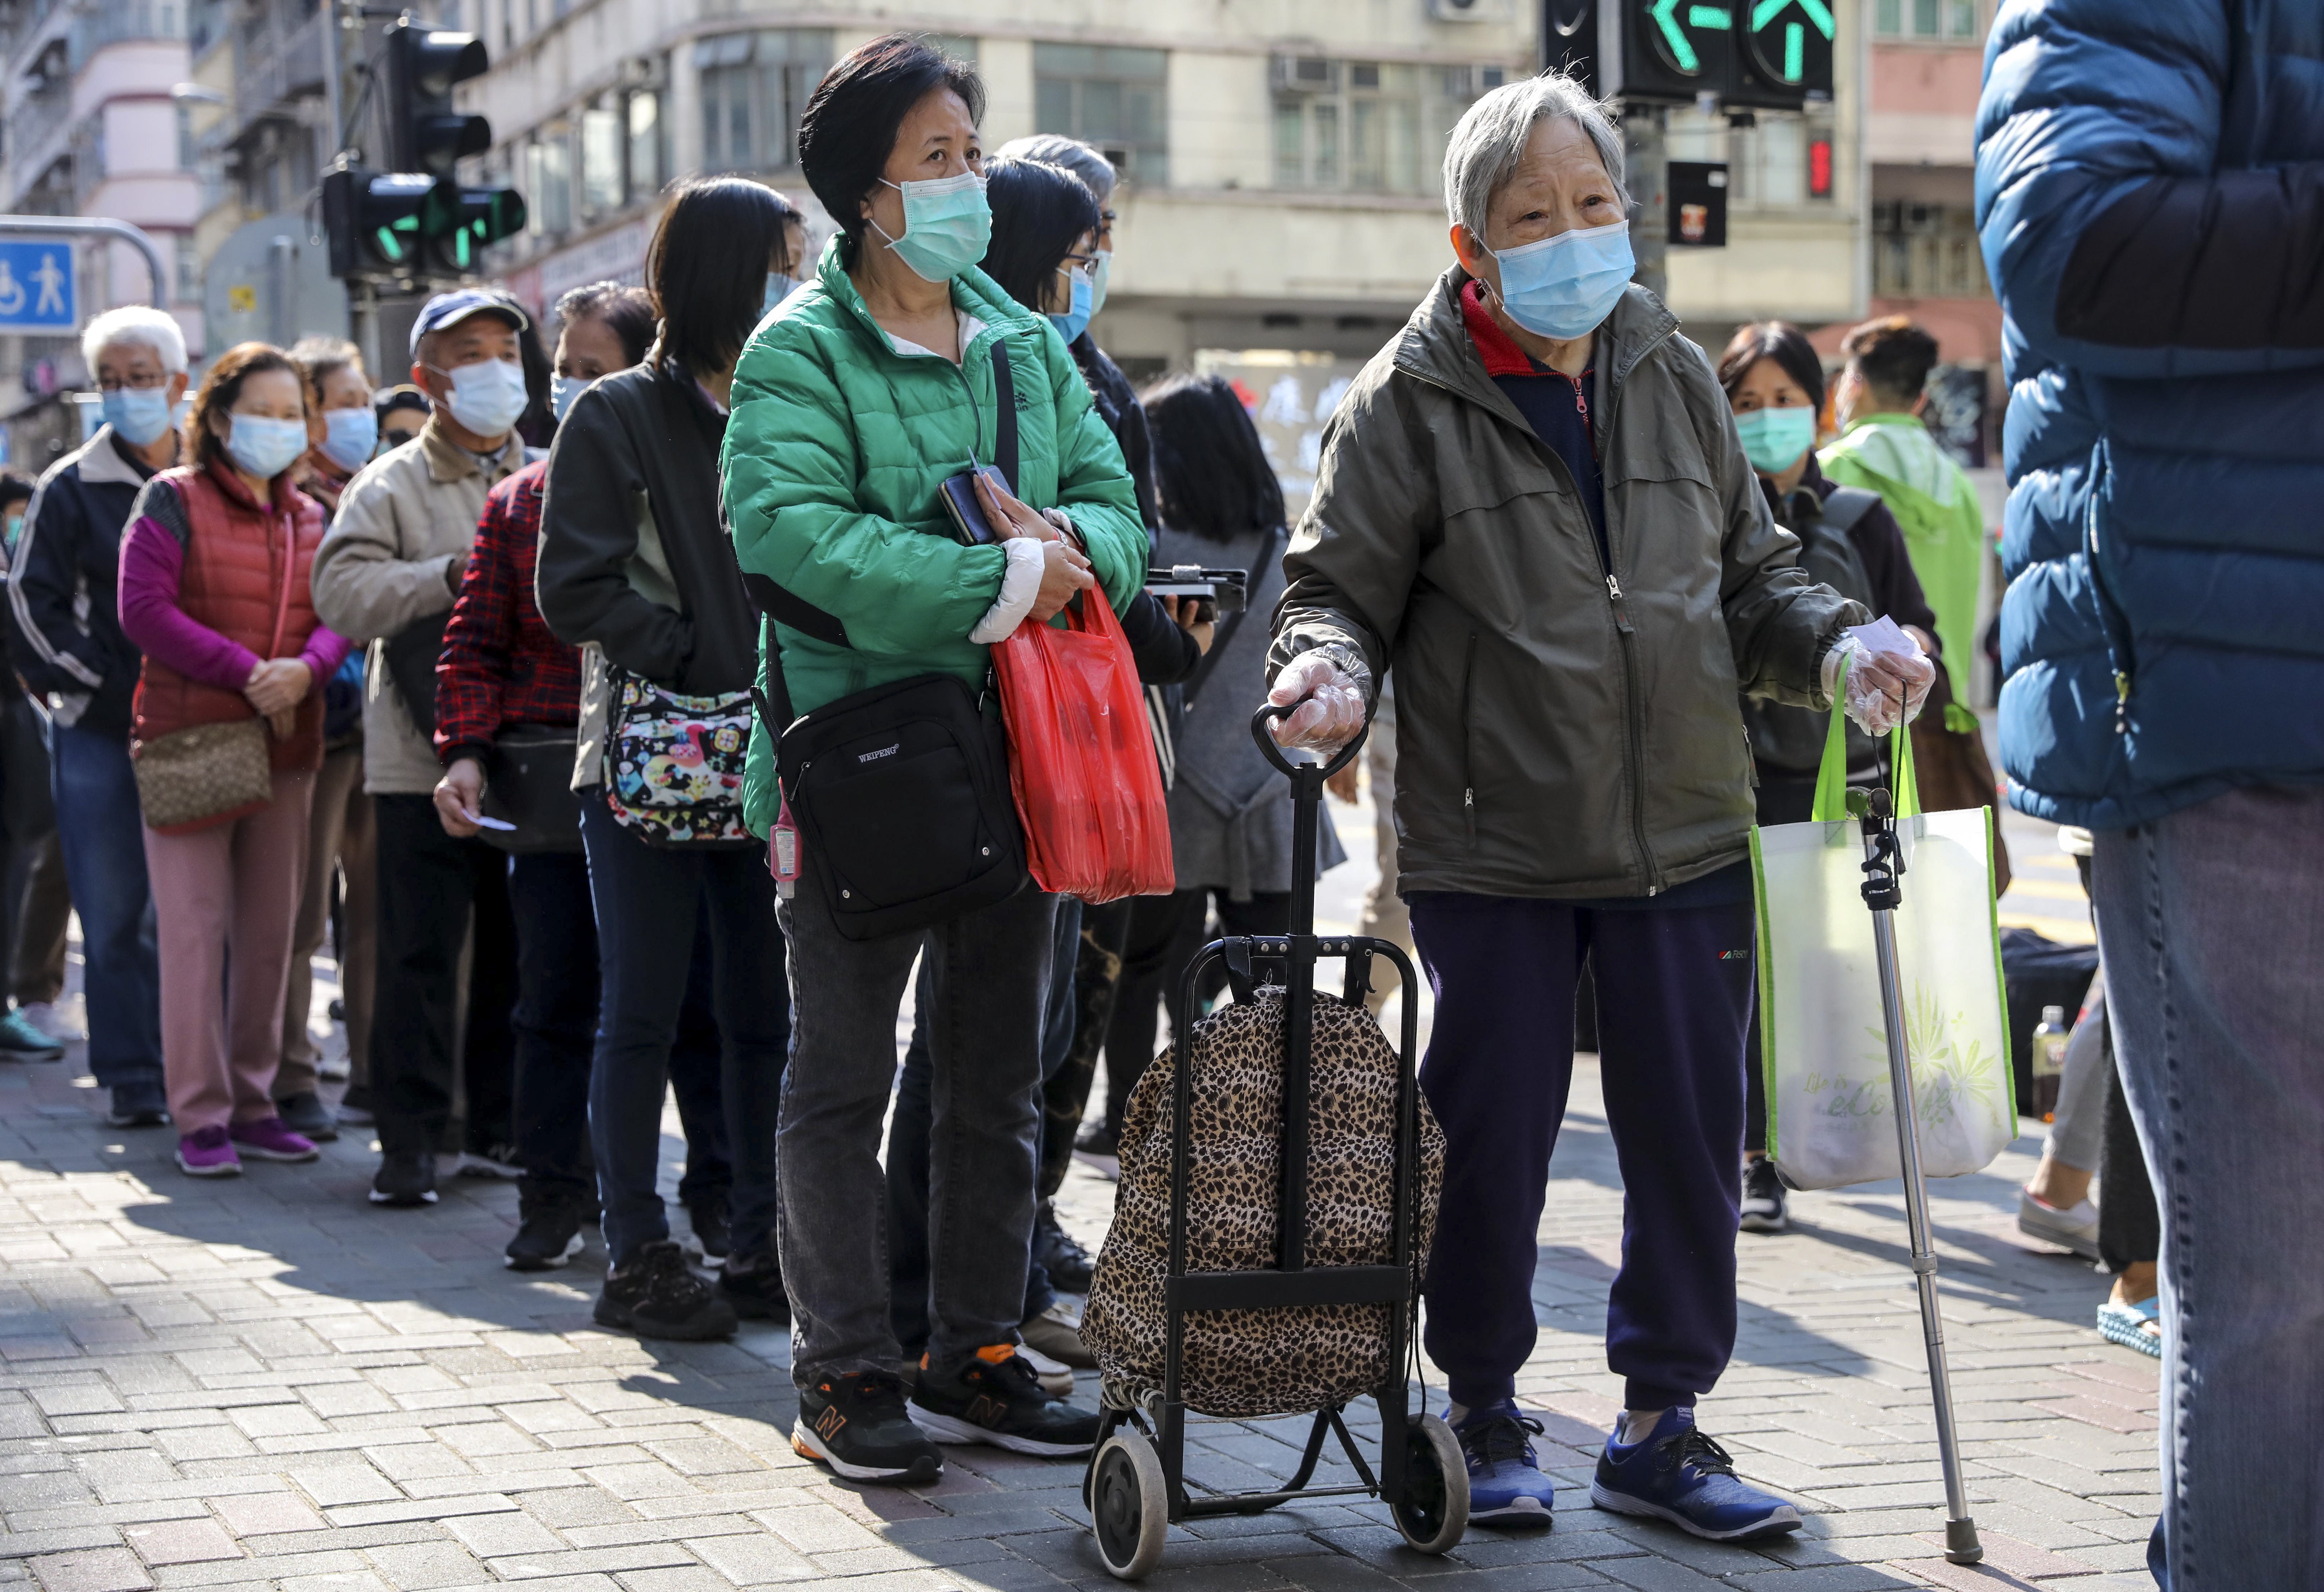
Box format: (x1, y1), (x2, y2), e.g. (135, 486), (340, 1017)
(1264, 72), (1933, 1538)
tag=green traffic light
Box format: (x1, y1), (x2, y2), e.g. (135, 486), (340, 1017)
(1649, 0), (1698, 71)
(1750, 0), (1833, 38)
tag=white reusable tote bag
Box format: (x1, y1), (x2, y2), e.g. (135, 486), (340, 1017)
(1750, 685), (2015, 1191)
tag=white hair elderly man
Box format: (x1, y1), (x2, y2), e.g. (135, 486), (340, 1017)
(1, 306), (190, 1128)
(1262, 72), (1935, 1538)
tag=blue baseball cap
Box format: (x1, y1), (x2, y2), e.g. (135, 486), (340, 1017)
(408, 288), (530, 360)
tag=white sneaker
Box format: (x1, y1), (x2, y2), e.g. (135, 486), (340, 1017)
(17, 1001), (81, 1043)
(2017, 1188), (2101, 1261)
(1014, 1342), (1077, 1398)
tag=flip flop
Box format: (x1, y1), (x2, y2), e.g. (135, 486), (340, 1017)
(2096, 1297), (2161, 1358)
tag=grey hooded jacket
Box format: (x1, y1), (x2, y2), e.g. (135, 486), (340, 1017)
(1268, 273), (1863, 901)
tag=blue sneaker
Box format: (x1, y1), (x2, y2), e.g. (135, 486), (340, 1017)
(1451, 1401), (1556, 1525)
(1590, 1407), (1801, 1541)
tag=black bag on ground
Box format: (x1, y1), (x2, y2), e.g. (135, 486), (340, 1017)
(2000, 927), (2098, 1110)
(480, 728), (583, 854)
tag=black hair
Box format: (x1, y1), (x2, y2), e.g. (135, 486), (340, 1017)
(1840, 314), (1942, 405)
(648, 177), (801, 379)
(1142, 374), (1285, 545)
(288, 335), (365, 402)
(0, 471), (34, 511)
(798, 34), (985, 269)
(980, 157), (1099, 318)
(1716, 320), (1825, 415)
(555, 281), (657, 368)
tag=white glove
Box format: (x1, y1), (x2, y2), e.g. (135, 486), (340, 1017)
(1821, 617), (1935, 737)
(1266, 651), (1367, 754)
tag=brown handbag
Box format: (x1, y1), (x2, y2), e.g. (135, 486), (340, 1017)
(1909, 670), (2014, 897)
(132, 507), (294, 837)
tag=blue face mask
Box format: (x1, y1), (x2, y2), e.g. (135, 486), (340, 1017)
(1046, 264), (1095, 345)
(102, 387), (174, 447)
(763, 272), (801, 315)
(224, 414), (310, 481)
(1486, 218), (1635, 341)
(320, 406), (378, 472)
(549, 374), (582, 425)
(1733, 405), (1818, 474)
(871, 171), (992, 284)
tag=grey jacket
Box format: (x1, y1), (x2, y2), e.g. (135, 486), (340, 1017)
(1161, 522), (1343, 899)
(1269, 273), (1863, 900)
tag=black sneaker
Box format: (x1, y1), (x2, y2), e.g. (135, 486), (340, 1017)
(107, 1081), (169, 1127)
(686, 1188), (732, 1263)
(594, 1240), (738, 1340)
(1072, 1122), (1120, 1179)
(793, 1372), (942, 1484)
(506, 1187), (590, 1271)
(275, 1092), (338, 1142)
(1034, 1200), (1095, 1293)
(908, 1346), (1102, 1456)
(1740, 1158), (1788, 1234)
(370, 1150), (438, 1206)
(718, 1242), (789, 1322)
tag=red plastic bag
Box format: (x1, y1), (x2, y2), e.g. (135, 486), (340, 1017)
(990, 584), (1173, 902)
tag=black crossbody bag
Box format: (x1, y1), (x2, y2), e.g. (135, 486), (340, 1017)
(740, 342), (1029, 941)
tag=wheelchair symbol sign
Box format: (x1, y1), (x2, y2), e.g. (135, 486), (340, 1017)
(0, 242), (76, 330)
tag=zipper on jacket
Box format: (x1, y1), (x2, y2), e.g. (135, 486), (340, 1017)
(1591, 328), (1674, 895)
(1460, 629), (1478, 846)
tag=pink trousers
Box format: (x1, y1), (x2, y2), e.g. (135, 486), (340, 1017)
(142, 770), (316, 1134)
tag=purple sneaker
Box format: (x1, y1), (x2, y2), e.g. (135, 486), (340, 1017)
(230, 1116), (319, 1163)
(176, 1125), (242, 1178)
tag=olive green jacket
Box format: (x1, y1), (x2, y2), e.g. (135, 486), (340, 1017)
(1269, 273), (1864, 900)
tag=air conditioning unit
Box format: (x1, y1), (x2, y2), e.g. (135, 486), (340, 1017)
(1270, 55), (1338, 93)
(1427, 0), (1510, 23)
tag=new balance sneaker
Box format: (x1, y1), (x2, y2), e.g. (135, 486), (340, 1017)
(369, 1150), (439, 1206)
(505, 1187), (590, 1271)
(1739, 1158), (1788, 1235)
(1591, 1407), (1802, 1541)
(594, 1240), (737, 1340)
(908, 1346), (1103, 1456)
(718, 1242), (790, 1323)
(1452, 1400), (1557, 1525)
(108, 1081), (169, 1128)
(1033, 1200), (1095, 1293)
(175, 1125), (241, 1178)
(793, 1372), (942, 1484)
(230, 1117), (319, 1163)
(0, 1007), (64, 1059)
(274, 1092), (338, 1142)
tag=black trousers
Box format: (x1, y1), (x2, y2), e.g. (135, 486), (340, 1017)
(369, 794), (517, 1158)
(1102, 887), (1291, 1134)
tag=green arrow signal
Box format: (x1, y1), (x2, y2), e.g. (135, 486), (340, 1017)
(1750, 0), (1834, 37)
(1649, 0), (1696, 71)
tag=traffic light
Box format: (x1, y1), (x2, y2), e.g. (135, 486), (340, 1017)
(1616, 0), (1736, 101)
(1730, 0), (1836, 109)
(425, 182), (526, 274)
(321, 167), (436, 276)
(384, 19), (490, 175)
(1568, 0), (1834, 111)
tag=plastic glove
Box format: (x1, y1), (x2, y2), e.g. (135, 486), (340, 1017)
(1822, 617), (1935, 737)
(1266, 651), (1367, 753)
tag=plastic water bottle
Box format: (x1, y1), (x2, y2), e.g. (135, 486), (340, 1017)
(2032, 1005), (2069, 1080)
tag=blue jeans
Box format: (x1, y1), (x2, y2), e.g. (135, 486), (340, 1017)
(580, 801), (786, 1268)
(2093, 784), (2324, 1592)
(46, 720), (160, 1090)
(777, 853), (1054, 1384)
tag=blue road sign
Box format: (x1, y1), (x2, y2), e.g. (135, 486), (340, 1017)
(0, 240), (76, 332)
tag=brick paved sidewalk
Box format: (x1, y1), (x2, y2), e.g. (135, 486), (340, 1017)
(0, 1011), (2160, 1592)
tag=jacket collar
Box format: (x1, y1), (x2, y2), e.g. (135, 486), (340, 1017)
(1394, 266), (1678, 425)
(812, 232), (1035, 365)
(200, 454), (308, 518)
(418, 413), (516, 486)
(74, 425), (169, 487)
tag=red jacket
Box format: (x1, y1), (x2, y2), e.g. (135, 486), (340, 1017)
(435, 458), (583, 766)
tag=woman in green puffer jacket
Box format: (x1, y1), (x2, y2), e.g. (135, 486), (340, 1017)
(717, 35), (1145, 1487)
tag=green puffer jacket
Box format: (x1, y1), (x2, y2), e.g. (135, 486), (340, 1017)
(721, 239), (1148, 836)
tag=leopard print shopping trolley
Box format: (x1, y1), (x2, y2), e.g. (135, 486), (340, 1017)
(1078, 706), (1467, 1579)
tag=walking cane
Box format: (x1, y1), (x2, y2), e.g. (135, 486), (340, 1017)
(1857, 785), (1983, 1566)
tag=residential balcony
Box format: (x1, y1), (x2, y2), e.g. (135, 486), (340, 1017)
(223, 6), (323, 148)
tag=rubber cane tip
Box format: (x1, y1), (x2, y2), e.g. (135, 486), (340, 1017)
(1944, 1518), (1983, 1564)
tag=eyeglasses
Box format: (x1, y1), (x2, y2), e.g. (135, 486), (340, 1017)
(96, 373), (170, 393)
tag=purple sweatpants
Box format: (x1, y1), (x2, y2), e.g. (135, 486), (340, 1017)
(1409, 888), (1754, 1412)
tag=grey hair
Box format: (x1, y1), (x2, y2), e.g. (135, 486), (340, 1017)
(992, 134), (1117, 204)
(1442, 70), (1626, 240)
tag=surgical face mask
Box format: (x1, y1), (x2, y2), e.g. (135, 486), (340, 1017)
(1047, 262), (1095, 346)
(3, 512), (21, 549)
(433, 357), (530, 436)
(224, 413), (310, 481)
(1733, 405), (1818, 475)
(869, 171), (992, 283)
(1089, 250), (1111, 316)
(102, 386), (175, 447)
(764, 272), (801, 315)
(548, 374), (582, 425)
(320, 406), (379, 472)
(1485, 218), (1634, 341)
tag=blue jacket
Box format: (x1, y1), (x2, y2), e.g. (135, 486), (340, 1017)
(1974, 0), (2324, 829)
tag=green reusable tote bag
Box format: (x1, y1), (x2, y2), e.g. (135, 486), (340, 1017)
(1749, 673), (2015, 1191)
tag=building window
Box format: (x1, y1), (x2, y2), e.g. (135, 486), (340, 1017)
(1271, 58), (1500, 196)
(1035, 44), (1167, 186)
(1872, 202), (1989, 297)
(627, 88), (663, 201)
(1876, 0), (1980, 39)
(526, 127), (571, 236)
(697, 29), (832, 175)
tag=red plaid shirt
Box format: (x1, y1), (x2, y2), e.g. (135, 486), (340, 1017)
(434, 458), (583, 765)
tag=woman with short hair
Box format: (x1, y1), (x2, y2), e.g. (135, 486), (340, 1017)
(1263, 72), (1933, 1537)
(722, 34), (1146, 1486)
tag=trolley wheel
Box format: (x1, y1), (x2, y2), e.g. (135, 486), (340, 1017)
(1391, 1413), (1469, 1554)
(1088, 1427), (1169, 1580)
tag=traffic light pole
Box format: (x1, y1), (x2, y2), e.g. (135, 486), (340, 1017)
(0, 217), (167, 307)
(1623, 104), (1669, 301)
